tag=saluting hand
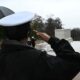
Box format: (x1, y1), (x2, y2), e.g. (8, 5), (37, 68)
(33, 30), (50, 42)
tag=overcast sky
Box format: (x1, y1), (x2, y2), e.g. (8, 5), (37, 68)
(0, 0), (80, 29)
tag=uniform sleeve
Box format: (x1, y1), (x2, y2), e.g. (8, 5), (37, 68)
(48, 37), (80, 61)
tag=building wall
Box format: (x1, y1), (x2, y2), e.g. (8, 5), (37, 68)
(55, 29), (73, 42)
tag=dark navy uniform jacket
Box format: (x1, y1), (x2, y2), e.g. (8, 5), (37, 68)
(0, 37), (80, 80)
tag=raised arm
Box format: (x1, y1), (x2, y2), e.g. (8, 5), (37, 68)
(34, 31), (80, 61)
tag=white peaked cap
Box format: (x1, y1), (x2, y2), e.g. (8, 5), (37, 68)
(0, 11), (34, 27)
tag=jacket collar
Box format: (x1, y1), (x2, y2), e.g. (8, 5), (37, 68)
(1, 39), (33, 54)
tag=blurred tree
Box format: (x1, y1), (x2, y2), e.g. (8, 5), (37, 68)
(55, 18), (62, 29)
(31, 15), (45, 32)
(31, 15), (45, 39)
(45, 17), (62, 37)
(71, 28), (80, 41)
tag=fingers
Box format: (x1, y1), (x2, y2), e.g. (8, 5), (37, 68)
(33, 30), (38, 33)
(33, 30), (50, 42)
(33, 30), (42, 36)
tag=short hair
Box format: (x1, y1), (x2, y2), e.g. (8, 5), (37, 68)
(4, 22), (31, 41)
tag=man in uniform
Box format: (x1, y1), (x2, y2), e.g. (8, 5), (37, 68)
(0, 11), (80, 80)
